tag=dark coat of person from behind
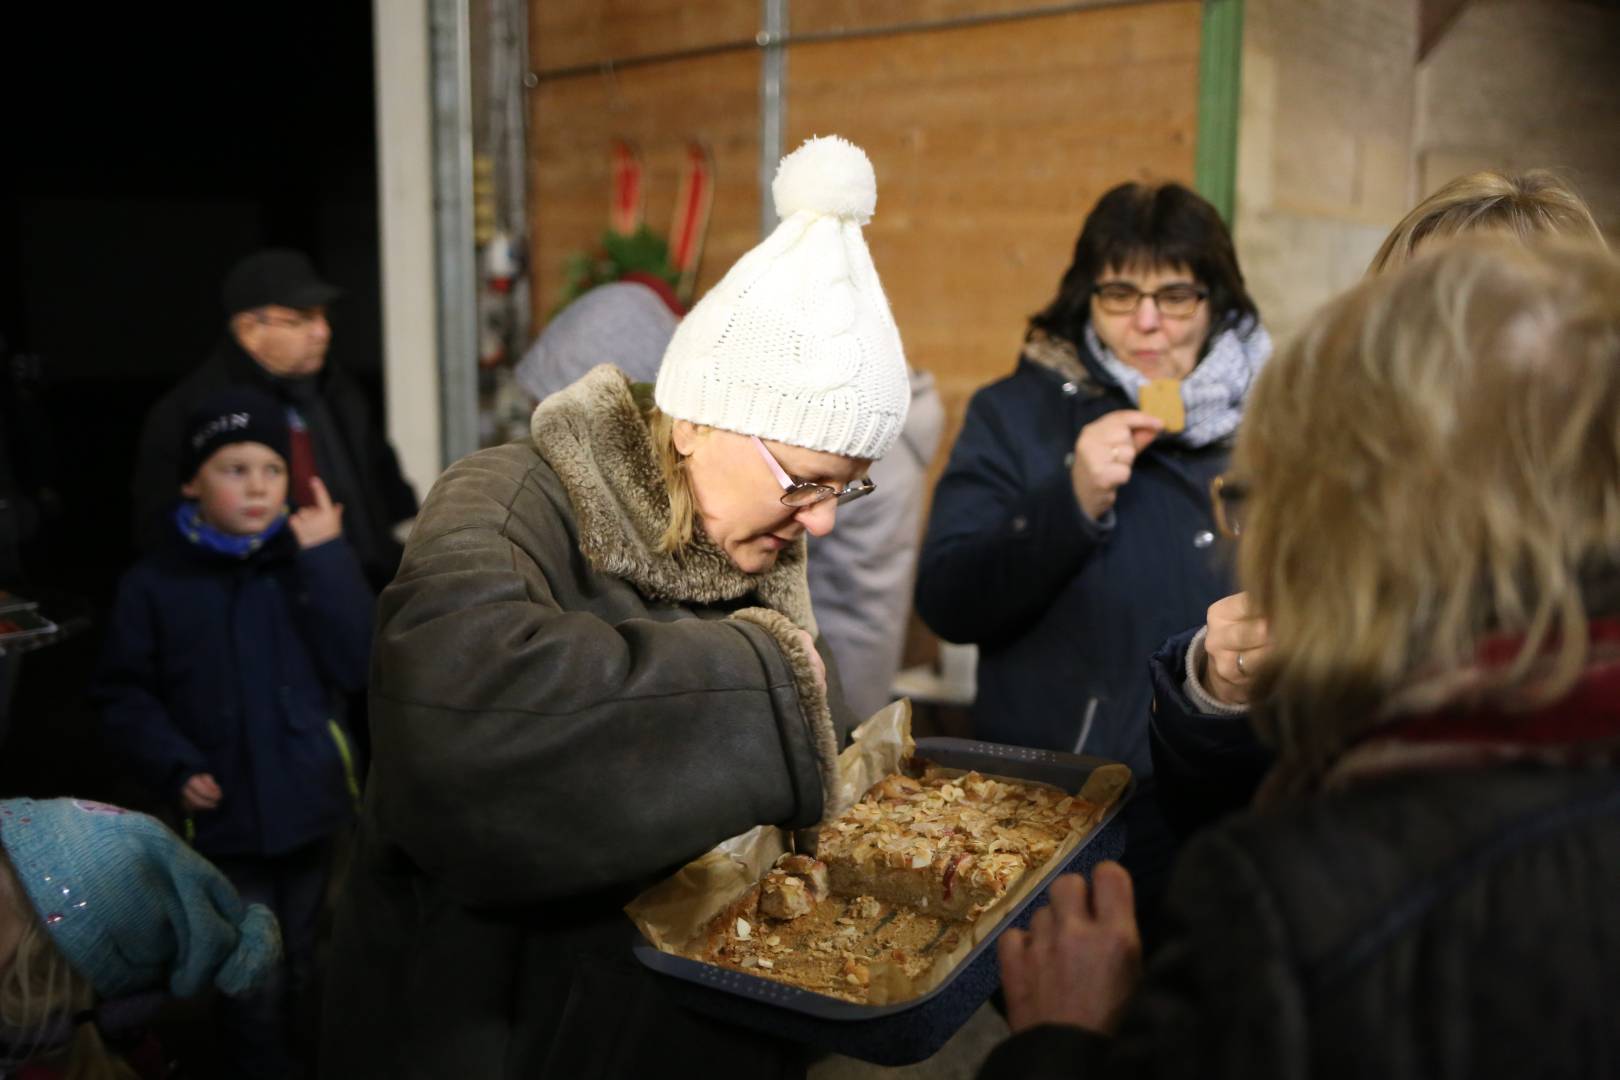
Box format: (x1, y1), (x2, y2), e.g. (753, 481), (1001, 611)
(132, 337), (418, 589)
(93, 528), (372, 857)
(979, 761), (1620, 1079)
(319, 367), (854, 1079)
(915, 329), (1234, 777)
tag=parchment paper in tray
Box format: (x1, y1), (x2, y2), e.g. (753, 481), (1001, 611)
(625, 699), (1130, 1003)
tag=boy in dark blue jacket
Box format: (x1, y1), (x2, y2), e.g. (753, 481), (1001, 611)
(95, 386), (373, 1078)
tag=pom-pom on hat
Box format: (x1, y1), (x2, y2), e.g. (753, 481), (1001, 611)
(0, 798), (281, 1000)
(654, 135), (910, 460)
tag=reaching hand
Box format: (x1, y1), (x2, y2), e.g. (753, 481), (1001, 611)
(1202, 592), (1271, 705)
(998, 862), (1142, 1035)
(288, 477), (345, 549)
(1071, 411), (1165, 521)
(181, 773), (223, 813)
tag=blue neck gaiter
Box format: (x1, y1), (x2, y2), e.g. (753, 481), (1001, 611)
(173, 502), (288, 559)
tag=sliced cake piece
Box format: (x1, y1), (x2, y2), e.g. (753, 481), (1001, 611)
(759, 853), (830, 919)
(817, 769), (1099, 920)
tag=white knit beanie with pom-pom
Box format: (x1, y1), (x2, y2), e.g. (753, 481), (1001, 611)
(654, 135), (910, 460)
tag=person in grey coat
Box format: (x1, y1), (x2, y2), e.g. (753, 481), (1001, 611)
(320, 135), (912, 1079)
(512, 279), (679, 403)
(809, 367), (944, 719)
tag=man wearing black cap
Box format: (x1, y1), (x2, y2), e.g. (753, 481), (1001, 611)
(131, 248), (418, 591)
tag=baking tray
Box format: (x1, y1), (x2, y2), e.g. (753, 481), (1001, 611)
(632, 736), (1133, 1066)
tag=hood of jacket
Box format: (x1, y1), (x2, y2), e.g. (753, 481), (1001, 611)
(1019, 326), (1115, 398)
(528, 364), (817, 634)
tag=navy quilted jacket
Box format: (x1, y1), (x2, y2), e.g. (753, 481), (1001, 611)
(95, 527), (372, 857)
(916, 339), (1235, 778)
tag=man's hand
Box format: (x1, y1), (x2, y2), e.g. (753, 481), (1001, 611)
(181, 773), (223, 813)
(289, 477), (344, 549)
(1072, 411), (1164, 521)
(998, 862), (1142, 1035)
(1202, 592), (1271, 705)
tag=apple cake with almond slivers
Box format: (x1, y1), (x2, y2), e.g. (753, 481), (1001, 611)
(817, 768), (1101, 921)
(690, 768), (1114, 1003)
(695, 884), (965, 1004)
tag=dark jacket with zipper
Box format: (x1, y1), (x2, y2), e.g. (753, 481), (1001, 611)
(132, 337), (418, 590)
(915, 330), (1234, 778)
(94, 526), (372, 857)
(319, 368), (852, 1079)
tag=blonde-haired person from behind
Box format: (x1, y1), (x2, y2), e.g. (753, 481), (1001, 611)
(0, 798), (280, 1080)
(1368, 168), (1607, 275)
(982, 236), (1620, 1080)
(1148, 168), (1613, 841)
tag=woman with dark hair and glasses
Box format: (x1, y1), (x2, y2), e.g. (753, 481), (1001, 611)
(322, 136), (910, 1078)
(914, 181), (1270, 917)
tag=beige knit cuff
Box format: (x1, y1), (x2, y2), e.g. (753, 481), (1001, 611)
(1184, 625), (1252, 718)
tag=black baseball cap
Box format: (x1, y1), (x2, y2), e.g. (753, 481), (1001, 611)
(221, 249), (342, 315)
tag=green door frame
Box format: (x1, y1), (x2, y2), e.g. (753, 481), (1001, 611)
(1195, 0), (1244, 226)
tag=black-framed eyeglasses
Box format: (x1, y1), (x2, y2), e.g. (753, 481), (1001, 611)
(1209, 473), (1247, 539)
(752, 436), (875, 509)
(1092, 282), (1209, 318)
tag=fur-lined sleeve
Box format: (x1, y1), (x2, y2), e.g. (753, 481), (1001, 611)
(729, 606), (845, 819)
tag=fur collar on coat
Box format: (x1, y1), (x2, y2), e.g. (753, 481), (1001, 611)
(529, 364), (818, 635)
(529, 365), (840, 813)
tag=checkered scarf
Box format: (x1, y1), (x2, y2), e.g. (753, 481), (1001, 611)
(1083, 316), (1272, 448)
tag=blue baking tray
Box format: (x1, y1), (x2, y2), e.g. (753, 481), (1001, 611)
(632, 737), (1132, 1066)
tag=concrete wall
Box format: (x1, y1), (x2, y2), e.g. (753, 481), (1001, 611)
(1416, 0), (1620, 238)
(1233, 0), (1620, 351)
(1232, 0), (1418, 349)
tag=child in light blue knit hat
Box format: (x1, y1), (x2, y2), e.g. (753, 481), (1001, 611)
(0, 797), (280, 1076)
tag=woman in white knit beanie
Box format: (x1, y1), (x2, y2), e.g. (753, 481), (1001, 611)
(323, 136), (913, 1077)
(651, 135), (911, 573)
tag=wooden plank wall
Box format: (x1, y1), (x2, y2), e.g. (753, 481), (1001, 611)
(785, 3), (1202, 473)
(529, 0), (761, 325)
(529, 0), (1201, 461)
(529, 1), (1201, 668)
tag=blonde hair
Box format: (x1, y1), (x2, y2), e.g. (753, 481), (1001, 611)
(647, 405), (699, 555)
(1368, 169), (1607, 275)
(0, 853), (136, 1080)
(1237, 238), (1620, 775)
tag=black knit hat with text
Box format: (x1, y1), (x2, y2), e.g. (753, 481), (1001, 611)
(179, 387), (291, 482)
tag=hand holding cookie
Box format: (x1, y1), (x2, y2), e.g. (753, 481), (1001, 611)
(1071, 410), (1165, 521)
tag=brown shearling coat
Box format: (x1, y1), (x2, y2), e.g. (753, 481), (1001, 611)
(320, 367), (851, 1078)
